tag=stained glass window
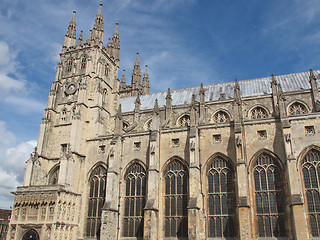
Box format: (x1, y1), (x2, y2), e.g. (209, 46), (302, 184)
(251, 107), (267, 119)
(123, 163), (146, 237)
(86, 166), (107, 238)
(48, 166), (59, 185)
(301, 149), (320, 237)
(164, 160), (188, 238)
(289, 102), (307, 115)
(253, 153), (286, 238)
(178, 115), (191, 127)
(207, 156), (235, 238)
(213, 111), (230, 123)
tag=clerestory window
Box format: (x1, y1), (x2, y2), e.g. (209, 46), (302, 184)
(213, 111), (230, 123)
(289, 102), (307, 115)
(250, 107), (267, 119)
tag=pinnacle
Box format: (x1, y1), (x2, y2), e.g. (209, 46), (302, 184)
(72, 11), (76, 22)
(115, 22), (119, 34)
(136, 52), (139, 62)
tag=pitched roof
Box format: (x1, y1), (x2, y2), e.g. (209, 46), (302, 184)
(120, 70), (320, 113)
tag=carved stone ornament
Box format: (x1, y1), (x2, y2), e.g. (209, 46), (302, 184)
(236, 136), (242, 147)
(285, 133), (291, 142)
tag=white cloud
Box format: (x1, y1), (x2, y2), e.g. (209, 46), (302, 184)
(0, 121), (36, 208)
(1, 140), (37, 182)
(0, 121), (15, 147)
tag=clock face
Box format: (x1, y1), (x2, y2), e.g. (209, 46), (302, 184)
(65, 81), (78, 95)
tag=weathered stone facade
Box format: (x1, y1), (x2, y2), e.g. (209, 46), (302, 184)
(8, 4), (320, 240)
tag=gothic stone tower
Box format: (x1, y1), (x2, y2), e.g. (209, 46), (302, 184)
(8, 5), (121, 240)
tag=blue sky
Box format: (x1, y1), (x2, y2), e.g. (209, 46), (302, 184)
(0, 0), (320, 208)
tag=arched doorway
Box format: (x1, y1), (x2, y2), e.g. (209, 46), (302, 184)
(22, 229), (39, 240)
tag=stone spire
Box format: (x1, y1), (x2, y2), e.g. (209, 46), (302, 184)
(131, 52), (142, 96)
(63, 11), (76, 49)
(77, 30), (83, 47)
(85, 30), (92, 44)
(120, 70), (127, 90)
(141, 65), (150, 95)
(91, 4), (104, 45)
(111, 23), (120, 62)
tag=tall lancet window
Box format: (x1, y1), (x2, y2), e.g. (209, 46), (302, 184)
(123, 163), (146, 238)
(86, 165), (107, 238)
(207, 156), (235, 238)
(253, 153), (286, 238)
(301, 148), (320, 237)
(164, 159), (188, 238)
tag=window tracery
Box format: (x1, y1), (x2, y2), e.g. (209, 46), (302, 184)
(250, 107), (267, 119)
(61, 109), (67, 122)
(66, 59), (73, 72)
(289, 102), (307, 115)
(86, 166), (107, 238)
(48, 166), (59, 185)
(81, 57), (86, 70)
(207, 156), (235, 238)
(253, 153), (286, 238)
(164, 159), (188, 238)
(123, 163), (146, 238)
(301, 149), (320, 237)
(213, 111), (230, 123)
(178, 115), (191, 127)
(145, 119), (152, 130)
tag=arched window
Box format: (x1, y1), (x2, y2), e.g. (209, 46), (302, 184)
(207, 156), (235, 238)
(86, 165), (107, 238)
(145, 119), (152, 130)
(301, 148), (320, 237)
(289, 102), (307, 115)
(250, 107), (268, 119)
(22, 229), (39, 240)
(81, 56), (86, 70)
(61, 109), (67, 122)
(66, 59), (73, 72)
(123, 163), (146, 238)
(105, 64), (109, 76)
(48, 166), (59, 185)
(213, 111), (230, 123)
(178, 115), (191, 127)
(253, 153), (286, 238)
(164, 159), (188, 238)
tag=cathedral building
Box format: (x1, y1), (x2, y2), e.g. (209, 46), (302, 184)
(7, 4), (320, 240)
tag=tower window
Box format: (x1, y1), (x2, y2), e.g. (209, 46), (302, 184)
(301, 149), (320, 237)
(86, 166), (107, 238)
(253, 153), (286, 238)
(66, 59), (73, 72)
(164, 159), (188, 238)
(48, 166), (60, 185)
(81, 57), (86, 70)
(123, 163), (146, 238)
(207, 156), (235, 238)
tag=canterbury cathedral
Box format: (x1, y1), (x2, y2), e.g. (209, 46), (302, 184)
(7, 4), (320, 240)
